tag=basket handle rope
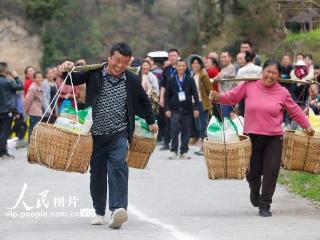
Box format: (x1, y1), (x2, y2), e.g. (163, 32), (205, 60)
(214, 86), (229, 178)
(217, 82), (247, 178)
(33, 68), (82, 171)
(32, 70), (74, 165)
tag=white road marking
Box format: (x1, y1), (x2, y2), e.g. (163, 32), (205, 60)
(129, 205), (198, 240)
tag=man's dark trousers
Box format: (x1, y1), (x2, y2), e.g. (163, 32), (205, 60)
(170, 111), (192, 154)
(90, 136), (129, 216)
(0, 113), (13, 156)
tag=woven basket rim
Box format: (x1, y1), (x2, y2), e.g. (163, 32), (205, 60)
(133, 135), (157, 141)
(284, 130), (320, 140)
(203, 134), (249, 144)
(37, 122), (92, 137)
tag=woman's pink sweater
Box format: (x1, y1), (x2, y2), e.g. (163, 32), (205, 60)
(218, 80), (310, 136)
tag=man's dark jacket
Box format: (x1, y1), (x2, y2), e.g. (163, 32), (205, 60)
(164, 73), (200, 115)
(0, 75), (23, 114)
(65, 66), (155, 143)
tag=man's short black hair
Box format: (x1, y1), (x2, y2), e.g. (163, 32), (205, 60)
(314, 64), (320, 70)
(168, 48), (180, 55)
(221, 51), (232, 57)
(241, 40), (252, 47)
(176, 58), (187, 64)
(110, 42), (132, 57)
(0, 62), (8, 74)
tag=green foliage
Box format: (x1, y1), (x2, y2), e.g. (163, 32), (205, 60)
(24, 0), (66, 23)
(203, 0), (279, 56)
(39, 3), (101, 67)
(284, 28), (320, 62)
(279, 170), (320, 202)
(41, 17), (103, 68)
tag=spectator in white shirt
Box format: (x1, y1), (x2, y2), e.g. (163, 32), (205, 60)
(237, 51), (262, 78)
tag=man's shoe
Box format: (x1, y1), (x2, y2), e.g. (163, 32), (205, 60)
(180, 153), (191, 159)
(160, 145), (170, 151)
(259, 207), (272, 217)
(169, 152), (179, 160)
(91, 214), (105, 225)
(109, 208), (128, 229)
(250, 190), (260, 207)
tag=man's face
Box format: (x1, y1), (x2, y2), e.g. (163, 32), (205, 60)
(176, 61), (187, 75)
(168, 51), (179, 66)
(107, 51), (131, 76)
(240, 43), (252, 53)
(220, 53), (231, 67)
(282, 56), (291, 67)
(236, 53), (246, 67)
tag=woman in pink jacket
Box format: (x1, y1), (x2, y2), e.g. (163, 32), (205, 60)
(24, 72), (44, 142)
(210, 59), (314, 217)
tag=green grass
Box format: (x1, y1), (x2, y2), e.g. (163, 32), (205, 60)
(286, 28), (320, 43)
(278, 170), (320, 202)
(284, 27), (320, 63)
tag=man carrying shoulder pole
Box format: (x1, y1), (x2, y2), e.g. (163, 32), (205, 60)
(59, 42), (158, 229)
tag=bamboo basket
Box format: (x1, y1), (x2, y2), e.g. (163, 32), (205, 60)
(282, 131), (320, 174)
(203, 135), (252, 179)
(27, 122), (93, 173)
(127, 135), (156, 169)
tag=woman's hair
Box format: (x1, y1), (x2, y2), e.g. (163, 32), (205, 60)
(24, 66), (34, 75)
(141, 59), (151, 67)
(208, 57), (220, 70)
(305, 54), (313, 60)
(45, 67), (53, 76)
(245, 51), (256, 63)
(33, 71), (43, 78)
(191, 56), (204, 69)
(262, 59), (281, 73)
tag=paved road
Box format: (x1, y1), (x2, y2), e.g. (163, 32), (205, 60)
(0, 145), (320, 240)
